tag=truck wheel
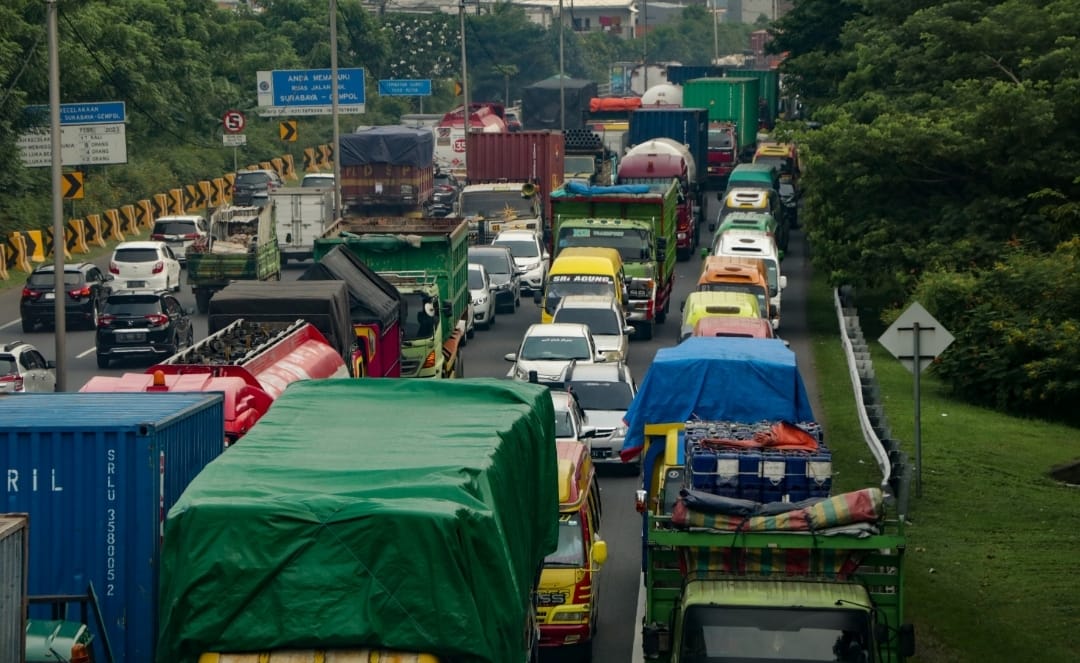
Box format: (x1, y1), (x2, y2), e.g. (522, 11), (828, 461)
(455, 352), (464, 378)
(635, 322), (654, 341)
(96, 354), (109, 369)
(195, 290), (211, 314)
(656, 307), (667, 324)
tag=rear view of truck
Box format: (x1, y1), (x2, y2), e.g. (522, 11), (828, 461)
(339, 126), (435, 215)
(186, 204), (281, 313)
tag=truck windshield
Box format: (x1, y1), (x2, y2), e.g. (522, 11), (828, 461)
(459, 191), (536, 218)
(680, 606), (871, 663)
(618, 177), (675, 193)
(544, 515), (585, 567)
(544, 276), (616, 315)
(699, 283), (768, 314)
(557, 227), (650, 262)
(565, 156), (596, 174)
(400, 292), (437, 341)
(520, 335), (591, 361)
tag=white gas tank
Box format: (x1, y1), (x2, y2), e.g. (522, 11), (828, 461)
(640, 83), (683, 107)
(624, 138), (697, 183)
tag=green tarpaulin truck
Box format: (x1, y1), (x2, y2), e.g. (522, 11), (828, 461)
(157, 378), (559, 663)
(186, 204), (281, 313)
(313, 217), (469, 378)
(550, 180), (678, 340)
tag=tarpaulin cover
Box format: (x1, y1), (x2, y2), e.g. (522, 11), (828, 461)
(622, 337), (814, 456)
(522, 77), (598, 131)
(299, 245), (402, 327)
(554, 181), (651, 197)
(157, 379), (558, 663)
(339, 126), (435, 168)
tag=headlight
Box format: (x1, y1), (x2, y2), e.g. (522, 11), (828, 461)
(551, 611), (590, 622)
(473, 295), (488, 305)
(615, 425), (628, 437)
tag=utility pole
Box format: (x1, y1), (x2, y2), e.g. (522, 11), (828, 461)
(47, 0), (66, 391)
(642, 0), (648, 91)
(559, 0), (565, 131)
(459, 1), (470, 144)
(330, 0), (342, 220)
(713, 0), (720, 65)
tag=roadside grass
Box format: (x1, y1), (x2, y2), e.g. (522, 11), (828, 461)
(808, 277), (1080, 662)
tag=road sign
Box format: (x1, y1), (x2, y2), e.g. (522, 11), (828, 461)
(279, 120), (297, 142)
(256, 68), (366, 116)
(62, 172), (84, 200)
(879, 301), (955, 374)
(16, 124), (128, 167)
(222, 110), (246, 134)
(24, 101), (126, 125)
(378, 79), (433, 96)
(223, 134), (247, 147)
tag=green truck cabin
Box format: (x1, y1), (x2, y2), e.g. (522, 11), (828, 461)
(550, 180), (679, 340)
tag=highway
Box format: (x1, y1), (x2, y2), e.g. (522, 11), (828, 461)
(0, 197), (821, 663)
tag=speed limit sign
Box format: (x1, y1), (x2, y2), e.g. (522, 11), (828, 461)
(222, 110), (246, 134)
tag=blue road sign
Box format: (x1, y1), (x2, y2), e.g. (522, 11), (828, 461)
(259, 68), (365, 108)
(378, 79), (433, 97)
(24, 101), (126, 126)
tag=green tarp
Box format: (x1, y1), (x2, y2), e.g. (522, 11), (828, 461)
(157, 379), (558, 663)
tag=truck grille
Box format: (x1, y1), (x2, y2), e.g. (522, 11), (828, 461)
(400, 358), (421, 376)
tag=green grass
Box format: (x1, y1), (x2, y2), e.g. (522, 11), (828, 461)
(807, 277), (1080, 662)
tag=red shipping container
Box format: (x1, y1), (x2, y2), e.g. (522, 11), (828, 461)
(465, 131), (566, 225)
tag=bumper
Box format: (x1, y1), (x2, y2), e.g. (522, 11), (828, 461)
(539, 623), (592, 648)
(589, 437), (630, 464)
(97, 339), (174, 359)
(473, 303), (493, 324)
(493, 288), (515, 308)
(121, 275), (169, 290)
(20, 300), (95, 325)
(519, 267), (545, 292)
(625, 297), (653, 322)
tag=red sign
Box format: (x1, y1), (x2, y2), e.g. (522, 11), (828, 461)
(222, 110), (246, 134)
(453, 138), (466, 152)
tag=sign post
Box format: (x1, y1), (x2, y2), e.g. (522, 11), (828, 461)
(222, 110), (246, 174)
(879, 302), (955, 497)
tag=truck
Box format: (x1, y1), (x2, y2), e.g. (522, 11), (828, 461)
(729, 68), (781, 129)
(1, 392), (226, 663)
(622, 338), (915, 663)
(462, 131), (565, 244)
(339, 125), (435, 215)
(79, 319), (349, 444)
(314, 217), (468, 379)
(563, 128), (618, 186)
(433, 102), (509, 177)
(550, 179), (678, 340)
(298, 244), (404, 377)
(186, 203), (281, 314)
(270, 186), (335, 264)
(683, 77), (762, 161)
(521, 76), (598, 131)
(617, 139), (701, 261)
(155, 378), (559, 663)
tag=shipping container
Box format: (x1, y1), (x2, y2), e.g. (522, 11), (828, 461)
(465, 131), (566, 225)
(683, 78), (761, 153)
(0, 514), (27, 663)
(665, 64), (728, 86)
(627, 108), (709, 189)
(0, 393), (226, 663)
(728, 69), (780, 127)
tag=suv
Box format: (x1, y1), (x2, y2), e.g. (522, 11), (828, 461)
(233, 169), (283, 206)
(551, 294), (634, 362)
(20, 262), (113, 332)
(492, 229), (549, 294)
(0, 341), (56, 393)
(151, 215), (208, 265)
(95, 290), (194, 369)
(564, 362), (638, 467)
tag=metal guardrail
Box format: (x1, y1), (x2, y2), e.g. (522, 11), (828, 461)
(833, 286), (911, 518)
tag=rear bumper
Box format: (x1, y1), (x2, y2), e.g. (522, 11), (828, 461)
(20, 299), (95, 324)
(539, 623), (591, 648)
(626, 297), (653, 322)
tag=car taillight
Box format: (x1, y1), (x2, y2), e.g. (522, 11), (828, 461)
(69, 285), (92, 298)
(184, 233), (199, 240)
(145, 313), (169, 327)
(152, 261), (164, 274)
(109, 262), (119, 274)
(151, 233), (165, 240)
(0, 375), (24, 392)
(97, 314), (115, 327)
(22, 287), (38, 298)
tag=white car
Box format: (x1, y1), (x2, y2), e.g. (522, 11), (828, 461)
(550, 390), (596, 447)
(492, 229), (549, 294)
(301, 173), (335, 188)
(109, 241), (182, 293)
(564, 362), (638, 467)
(551, 294), (634, 361)
(150, 215), (208, 266)
(0, 341), (56, 393)
(504, 323), (605, 383)
(468, 262), (496, 329)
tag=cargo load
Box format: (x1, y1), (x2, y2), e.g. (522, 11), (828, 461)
(1, 393), (226, 663)
(156, 378), (559, 663)
(270, 186), (335, 264)
(338, 126), (435, 213)
(186, 204), (281, 313)
(683, 77), (761, 159)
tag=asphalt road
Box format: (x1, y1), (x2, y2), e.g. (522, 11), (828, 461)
(0, 198), (819, 663)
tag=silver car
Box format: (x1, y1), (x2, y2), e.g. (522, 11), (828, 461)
(551, 294), (634, 362)
(564, 362), (638, 468)
(492, 229), (549, 294)
(468, 262), (496, 329)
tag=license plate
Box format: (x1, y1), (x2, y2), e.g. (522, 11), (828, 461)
(117, 333), (146, 343)
(44, 292), (55, 300)
(591, 449), (610, 459)
(127, 280), (145, 288)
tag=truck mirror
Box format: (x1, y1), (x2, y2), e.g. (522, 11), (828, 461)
(780, 275), (788, 290)
(656, 237), (668, 252)
(591, 539), (608, 567)
(708, 222), (716, 232)
(441, 300), (453, 317)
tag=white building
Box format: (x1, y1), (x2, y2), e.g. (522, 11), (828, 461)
(513, 0), (638, 38)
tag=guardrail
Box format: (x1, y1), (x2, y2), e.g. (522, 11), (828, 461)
(834, 285), (912, 518)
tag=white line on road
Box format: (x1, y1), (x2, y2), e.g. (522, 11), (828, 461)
(76, 346), (97, 359)
(0, 318), (21, 330)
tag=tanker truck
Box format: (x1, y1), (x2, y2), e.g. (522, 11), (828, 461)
(617, 138), (700, 261)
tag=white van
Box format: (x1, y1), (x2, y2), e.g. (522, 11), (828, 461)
(713, 229), (787, 330)
(270, 187), (336, 264)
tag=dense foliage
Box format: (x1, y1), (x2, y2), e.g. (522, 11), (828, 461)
(774, 0), (1080, 420)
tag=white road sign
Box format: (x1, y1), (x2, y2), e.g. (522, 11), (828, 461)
(222, 134), (247, 147)
(879, 301), (955, 373)
(17, 123), (128, 167)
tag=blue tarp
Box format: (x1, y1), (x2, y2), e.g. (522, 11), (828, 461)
(621, 337), (815, 457)
(554, 181), (651, 197)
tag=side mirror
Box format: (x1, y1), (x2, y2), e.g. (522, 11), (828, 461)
(504, 353), (517, 362)
(591, 539), (608, 567)
(779, 275), (788, 290)
(46, 360), (57, 369)
(186, 307), (197, 316)
(516, 268), (527, 276)
(700, 247), (710, 260)
(656, 237), (668, 252)
(716, 192), (724, 201)
(898, 624), (916, 658)
(105, 273), (115, 281)
(707, 222), (716, 232)
(594, 353), (607, 363)
(441, 300), (453, 316)
(680, 300), (686, 312)
(623, 325), (636, 336)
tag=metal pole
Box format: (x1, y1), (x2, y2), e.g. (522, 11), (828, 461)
(642, 0), (648, 91)
(330, 0), (342, 220)
(460, 2), (470, 155)
(712, 0), (719, 65)
(559, 0), (565, 131)
(913, 321), (923, 497)
(47, 0), (66, 392)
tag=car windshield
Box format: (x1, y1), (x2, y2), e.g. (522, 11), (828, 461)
(493, 239), (540, 258)
(0, 356), (16, 375)
(237, 172), (270, 185)
(519, 335), (591, 361)
(154, 221), (198, 235)
(301, 176), (332, 187)
(569, 380), (634, 410)
(544, 516), (585, 567)
(470, 252), (511, 276)
(458, 191), (536, 217)
(544, 276), (616, 315)
(557, 227), (650, 262)
(708, 130), (734, 149)
(103, 297), (161, 316)
(114, 248), (159, 263)
(554, 405), (577, 439)
(468, 268), (486, 290)
(400, 292), (437, 341)
(680, 606), (871, 662)
(553, 307), (621, 335)
(27, 272), (81, 287)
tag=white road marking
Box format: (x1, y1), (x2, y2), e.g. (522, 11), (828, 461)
(77, 346), (97, 359)
(0, 319), (21, 330)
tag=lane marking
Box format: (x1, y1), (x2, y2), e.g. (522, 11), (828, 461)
(77, 346), (97, 359)
(0, 318), (21, 330)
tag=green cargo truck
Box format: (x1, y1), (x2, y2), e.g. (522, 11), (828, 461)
(729, 69), (780, 128)
(684, 78), (761, 161)
(156, 378), (559, 663)
(550, 180), (678, 340)
(186, 204), (281, 313)
(314, 217), (468, 378)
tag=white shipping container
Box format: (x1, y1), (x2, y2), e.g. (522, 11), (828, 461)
(271, 187), (336, 264)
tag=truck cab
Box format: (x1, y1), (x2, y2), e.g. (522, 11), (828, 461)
(539, 247), (627, 324)
(617, 145), (698, 261)
(456, 182), (544, 242)
(706, 122), (739, 186)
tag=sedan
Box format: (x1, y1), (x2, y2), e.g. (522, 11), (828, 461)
(504, 323), (605, 383)
(110, 241), (182, 293)
(469, 262), (496, 329)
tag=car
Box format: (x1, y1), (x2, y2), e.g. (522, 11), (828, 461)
(504, 322), (605, 382)
(430, 170), (462, 216)
(551, 294), (634, 361)
(150, 215), (209, 266)
(110, 241), (182, 293)
(468, 245), (522, 314)
(0, 341), (56, 393)
(95, 290), (195, 369)
(550, 389), (596, 446)
(300, 173), (335, 188)
(19, 262), (113, 332)
(504, 109), (523, 132)
(468, 262), (496, 329)
(492, 229), (549, 294)
(233, 169), (284, 206)
(564, 362), (638, 467)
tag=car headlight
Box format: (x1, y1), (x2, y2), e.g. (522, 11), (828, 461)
(514, 367), (530, 381)
(473, 295), (488, 305)
(615, 425), (628, 437)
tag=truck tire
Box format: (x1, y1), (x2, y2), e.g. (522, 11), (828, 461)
(195, 290), (212, 314)
(635, 321), (654, 341)
(454, 352), (464, 378)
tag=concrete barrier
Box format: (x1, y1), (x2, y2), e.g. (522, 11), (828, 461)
(153, 193), (169, 219)
(6, 232), (32, 273)
(45, 226), (71, 259)
(23, 229), (46, 263)
(136, 199), (154, 228)
(85, 213), (107, 248)
(169, 188), (184, 214)
(120, 204), (139, 235)
(66, 219), (90, 254)
(0, 244), (8, 280)
(103, 209), (126, 242)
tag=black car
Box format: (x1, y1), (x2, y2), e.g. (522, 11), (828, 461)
(95, 290), (194, 369)
(429, 171), (462, 216)
(232, 169), (283, 206)
(20, 263), (113, 332)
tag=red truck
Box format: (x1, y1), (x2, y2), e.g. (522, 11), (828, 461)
(706, 122), (740, 186)
(339, 126), (435, 215)
(79, 319), (348, 444)
(617, 140), (700, 261)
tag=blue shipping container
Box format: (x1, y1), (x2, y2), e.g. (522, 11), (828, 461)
(0, 393), (225, 663)
(627, 108), (710, 187)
